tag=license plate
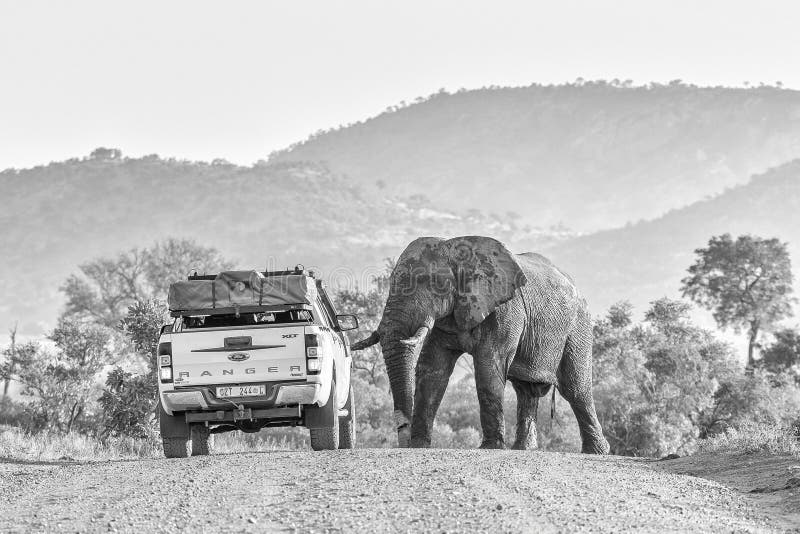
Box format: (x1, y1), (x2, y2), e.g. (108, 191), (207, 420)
(216, 385), (266, 398)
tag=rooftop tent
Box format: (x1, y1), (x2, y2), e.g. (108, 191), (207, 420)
(167, 270), (318, 312)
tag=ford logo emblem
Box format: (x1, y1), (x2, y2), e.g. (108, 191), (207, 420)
(228, 352), (250, 362)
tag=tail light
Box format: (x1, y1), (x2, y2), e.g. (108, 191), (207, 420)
(158, 342), (173, 383)
(305, 333), (321, 374)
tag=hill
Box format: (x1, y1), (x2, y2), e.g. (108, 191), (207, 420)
(0, 153), (565, 336)
(269, 83), (800, 232)
(545, 160), (800, 317)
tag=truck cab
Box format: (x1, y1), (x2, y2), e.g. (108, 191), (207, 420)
(157, 268), (357, 457)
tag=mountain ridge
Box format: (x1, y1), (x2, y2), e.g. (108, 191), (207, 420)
(269, 83), (800, 231)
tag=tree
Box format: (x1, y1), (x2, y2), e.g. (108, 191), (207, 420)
(0, 319), (111, 433)
(61, 238), (232, 327)
(606, 301), (633, 329)
(89, 147), (122, 160)
(99, 299), (167, 439)
(3, 323), (17, 397)
(681, 234), (794, 368)
(756, 328), (800, 375)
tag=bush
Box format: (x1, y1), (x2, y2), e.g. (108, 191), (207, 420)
(702, 370), (800, 436)
(98, 368), (158, 440)
(432, 422), (481, 449)
(592, 298), (738, 457)
(0, 319), (111, 434)
(699, 421), (800, 456)
(98, 299), (166, 439)
(0, 396), (26, 427)
(351, 375), (395, 447)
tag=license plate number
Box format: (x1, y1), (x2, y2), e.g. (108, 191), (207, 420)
(216, 385), (266, 398)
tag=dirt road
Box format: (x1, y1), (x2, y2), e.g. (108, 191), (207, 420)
(0, 449), (788, 532)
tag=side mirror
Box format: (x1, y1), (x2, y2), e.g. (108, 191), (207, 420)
(160, 323), (173, 335)
(335, 314), (359, 331)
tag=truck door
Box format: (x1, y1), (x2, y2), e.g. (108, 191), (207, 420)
(315, 293), (349, 407)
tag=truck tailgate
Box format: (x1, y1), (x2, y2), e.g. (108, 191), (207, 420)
(170, 326), (306, 386)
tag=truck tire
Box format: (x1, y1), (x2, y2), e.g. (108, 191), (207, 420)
(338, 386), (356, 449)
(310, 378), (339, 451)
(190, 424), (214, 456)
(162, 437), (190, 458)
(159, 403), (190, 459)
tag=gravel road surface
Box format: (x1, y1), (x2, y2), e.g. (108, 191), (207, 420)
(0, 449), (785, 533)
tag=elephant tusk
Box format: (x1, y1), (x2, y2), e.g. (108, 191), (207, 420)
(350, 330), (380, 350)
(399, 325), (430, 347)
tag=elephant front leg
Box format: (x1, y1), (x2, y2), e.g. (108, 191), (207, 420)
(511, 380), (540, 450)
(410, 339), (461, 448)
(474, 357), (507, 449)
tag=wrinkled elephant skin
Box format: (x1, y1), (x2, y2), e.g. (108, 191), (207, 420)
(352, 235), (610, 454)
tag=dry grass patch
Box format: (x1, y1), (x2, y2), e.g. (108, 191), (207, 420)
(0, 425), (308, 462)
(699, 422), (800, 457)
(0, 425), (160, 462)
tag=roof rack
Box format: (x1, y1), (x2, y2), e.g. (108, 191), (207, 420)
(170, 303), (313, 318)
(187, 267), (312, 281)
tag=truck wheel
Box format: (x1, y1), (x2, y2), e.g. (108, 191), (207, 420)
(159, 403), (189, 459)
(310, 378), (340, 451)
(190, 424), (214, 456)
(162, 437), (190, 458)
(338, 385), (356, 449)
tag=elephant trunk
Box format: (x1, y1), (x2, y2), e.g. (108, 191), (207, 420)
(380, 312), (433, 447)
(382, 340), (416, 446)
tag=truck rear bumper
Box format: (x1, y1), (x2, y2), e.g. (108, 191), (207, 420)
(185, 405), (301, 424)
(160, 381), (320, 414)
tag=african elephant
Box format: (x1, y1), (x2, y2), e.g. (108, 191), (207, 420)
(351, 236), (609, 454)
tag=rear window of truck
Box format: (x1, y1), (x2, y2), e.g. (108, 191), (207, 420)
(180, 309), (314, 330)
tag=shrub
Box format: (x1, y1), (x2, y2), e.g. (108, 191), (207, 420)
(432, 422), (481, 449)
(0, 396), (26, 427)
(98, 368), (158, 440)
(699, 421), (800, 456)
(592, 298), (738, 457)
(0, 319), (111, 434)
(702, 370), (800, 436)
(98, 299), (166, 439)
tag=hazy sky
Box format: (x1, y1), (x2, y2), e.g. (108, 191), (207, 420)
(1, 0), (798, 170)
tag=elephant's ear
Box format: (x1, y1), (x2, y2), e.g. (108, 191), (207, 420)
(443, 236), (528, 331)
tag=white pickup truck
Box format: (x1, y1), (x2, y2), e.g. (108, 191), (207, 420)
(156, 268), (357, 458)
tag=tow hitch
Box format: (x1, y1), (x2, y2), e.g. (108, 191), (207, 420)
(233, 405), (252, 421)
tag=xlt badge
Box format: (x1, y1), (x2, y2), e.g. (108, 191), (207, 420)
(282, 334), (298, 338)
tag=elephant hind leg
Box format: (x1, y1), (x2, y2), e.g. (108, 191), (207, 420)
(510, 380), (544, 450)
(557, 330), (610, 455)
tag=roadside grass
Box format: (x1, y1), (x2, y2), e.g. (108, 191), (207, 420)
(0, 425), (306, 462)
(699, 422), (800, 457)
(0, 425), (160, 461)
